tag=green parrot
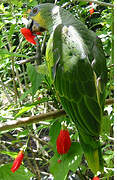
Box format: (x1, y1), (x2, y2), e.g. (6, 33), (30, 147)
(27, 3), (107, 174)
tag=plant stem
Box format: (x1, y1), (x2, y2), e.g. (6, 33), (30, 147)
(11, 56), (19, 103)
(0, 110), (66, 131)
(0, 97), (114, 131)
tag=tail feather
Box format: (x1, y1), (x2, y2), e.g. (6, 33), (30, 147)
(79, 131), (104, 174)
(60, 96), (104, 174)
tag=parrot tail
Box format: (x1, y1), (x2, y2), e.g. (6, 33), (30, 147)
(78, 128), (104, 174)
(60, 96), (104, 174)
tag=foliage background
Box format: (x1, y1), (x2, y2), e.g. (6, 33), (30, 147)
(0, 0), (114, 179)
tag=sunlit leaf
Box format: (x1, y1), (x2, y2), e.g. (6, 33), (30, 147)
(27, 64), (45, 97)
(0, 49), (29, 58)
(50, 142), (83, 180)
(0, 163), (33, 180)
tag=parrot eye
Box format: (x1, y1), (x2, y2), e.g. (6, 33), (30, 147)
(32, 7), (38, 14)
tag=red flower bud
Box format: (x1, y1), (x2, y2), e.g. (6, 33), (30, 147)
(57, 159), (62, 163)
(92, 176), (100, 180)
(20, 28), (36, 44)
(11, 150), (24, 173)
(56, 129), (71, 155)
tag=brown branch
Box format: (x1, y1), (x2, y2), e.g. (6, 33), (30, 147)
(16, 56), (38, 65)
(0, 110), (66, 132)
(0, 98), (113, 132)
(30, 134), (50, 147)
(105, 98), (114, 106)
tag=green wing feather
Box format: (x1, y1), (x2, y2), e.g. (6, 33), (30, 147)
(46, 24), (107, 174)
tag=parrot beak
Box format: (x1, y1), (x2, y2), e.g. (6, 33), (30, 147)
(27, 18), (46, 33)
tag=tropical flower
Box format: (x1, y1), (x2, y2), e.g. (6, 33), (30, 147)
(89, 2), (94, 15)
(11, 150), (24, 173)
(56, 129), (71, 155)
(21, 28), (36, 44)
(20, 28), (41, 45)
(89, 8), (94, 15)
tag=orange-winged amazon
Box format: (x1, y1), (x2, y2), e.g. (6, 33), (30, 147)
(27, 3), (107, 174)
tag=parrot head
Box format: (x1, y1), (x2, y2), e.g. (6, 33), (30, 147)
(21, 3), (55, 44)
(27, 6), (46, 33)
(27, 3), (54, 34)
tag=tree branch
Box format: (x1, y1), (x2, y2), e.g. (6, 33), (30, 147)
(16, 56), (39, 65)
(105, 98), (114, 106)
(0, 110), (66, 132)
(0, 98), (113, 132)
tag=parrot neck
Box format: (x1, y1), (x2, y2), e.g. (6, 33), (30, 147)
(43, 5), (76, 34)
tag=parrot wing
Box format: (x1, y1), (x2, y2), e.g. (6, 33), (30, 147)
(46, 24), (107, 173)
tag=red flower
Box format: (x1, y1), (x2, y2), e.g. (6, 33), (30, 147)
(20, 28), (41, 45)
(92, 176), (100, 180)
(89, 2), (94, 15)
(89, 8), (94, 15)
(11, 150), (24, 173)
(56, 129), (71, 155)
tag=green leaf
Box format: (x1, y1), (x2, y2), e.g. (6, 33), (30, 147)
(101, 116), (112, 139)
(18, 129), (29, 138)
(49, 120), (61, 151)
(15, 105), (35, 118)
(8, 24), (15, 42)
(15, 97), (50, 118)
(103, 153), (114, 167)
(27, 64), (45, 97)
(0, 116), (6, 122)
(0, 151), (17, 158)
(18, 89), (32, 103)
(36, 63), (49, 75)
(0, 163), (33, 180)
(10, 0), (22, 7)
(50, 142), (83, 180)
(0, 49), (29, 58)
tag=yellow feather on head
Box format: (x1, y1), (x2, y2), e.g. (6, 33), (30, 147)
(31, 12), (46, 29)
